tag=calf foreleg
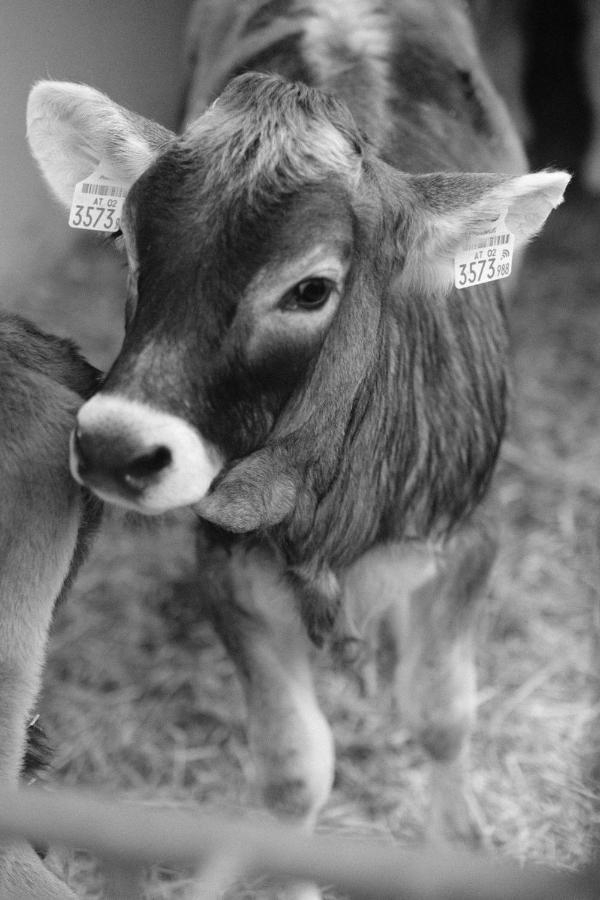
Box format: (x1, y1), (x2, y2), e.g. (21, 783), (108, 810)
(0, 381), (91, 898)
(201, 537), (334, 899)
(393, 521), (497, 845)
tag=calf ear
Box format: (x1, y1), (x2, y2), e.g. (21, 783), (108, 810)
(400, 169), (571, 293)
(27, 81), (173, 207)
(194, 449), (301, 533)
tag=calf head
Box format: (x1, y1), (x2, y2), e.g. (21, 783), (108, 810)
(28, 73), (569, 563)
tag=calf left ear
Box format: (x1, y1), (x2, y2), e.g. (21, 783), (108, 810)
(27, 81), (173, 208)
(194, 449), (301, 533)
(400, 169), (571, 293)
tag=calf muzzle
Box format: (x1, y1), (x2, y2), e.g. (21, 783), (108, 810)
(70, 394), (222, 513)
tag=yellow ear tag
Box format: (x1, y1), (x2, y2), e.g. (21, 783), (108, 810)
(69, 168), (127, 233)
(454, 213), (515, 289)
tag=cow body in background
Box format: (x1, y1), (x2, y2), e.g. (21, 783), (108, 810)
(0, 314), (101, 898)
(472, 0), (600, 193)
(27, 1), (569, 896)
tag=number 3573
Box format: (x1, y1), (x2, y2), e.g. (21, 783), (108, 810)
(457, 259), (496, 286)
(71, 204), (118, 230)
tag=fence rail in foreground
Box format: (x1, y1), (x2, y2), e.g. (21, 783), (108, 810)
(0, 786), (597, 899)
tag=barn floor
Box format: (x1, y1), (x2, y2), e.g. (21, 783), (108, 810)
(5, 183), (600, 897)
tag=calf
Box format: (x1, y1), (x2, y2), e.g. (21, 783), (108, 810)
(0, 313), (101, 898)
(27, 0), (569, 894)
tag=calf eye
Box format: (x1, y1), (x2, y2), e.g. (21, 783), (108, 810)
(283, 277), (335, 311)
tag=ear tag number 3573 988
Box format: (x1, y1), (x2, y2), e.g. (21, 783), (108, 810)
(454, 216), (515, 290)
(69, 168), (127, 233)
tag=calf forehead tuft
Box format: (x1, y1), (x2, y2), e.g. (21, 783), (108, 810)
(181, 73), (363, 198)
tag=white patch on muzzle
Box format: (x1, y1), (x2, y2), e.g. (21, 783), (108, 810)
(73, 394), (222, 513)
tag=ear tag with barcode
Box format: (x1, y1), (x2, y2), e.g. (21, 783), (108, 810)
(454, 213), (515, 289)
(69, 167), (128, 233)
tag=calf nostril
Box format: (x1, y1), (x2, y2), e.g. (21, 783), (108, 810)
(123, 445), (172, 485)
(72, 424), (173, 493)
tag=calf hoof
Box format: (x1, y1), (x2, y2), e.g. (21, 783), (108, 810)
(428, 792), (484, 850)
(263, 777), (322, 824)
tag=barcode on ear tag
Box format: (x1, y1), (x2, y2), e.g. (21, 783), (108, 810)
(69, 172), (127, 232)
(454, 230), (515, 289)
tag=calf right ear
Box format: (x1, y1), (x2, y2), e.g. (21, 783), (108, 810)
(27, 81), (173, 207)
(398, 169), (571, 294)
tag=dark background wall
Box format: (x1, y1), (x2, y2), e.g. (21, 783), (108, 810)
(524, 0), (592, 175)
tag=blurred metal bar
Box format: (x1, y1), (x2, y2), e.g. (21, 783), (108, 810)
(0, 787), (596, 900)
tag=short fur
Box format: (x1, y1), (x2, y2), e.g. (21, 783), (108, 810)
(0, 313), (102, 897)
